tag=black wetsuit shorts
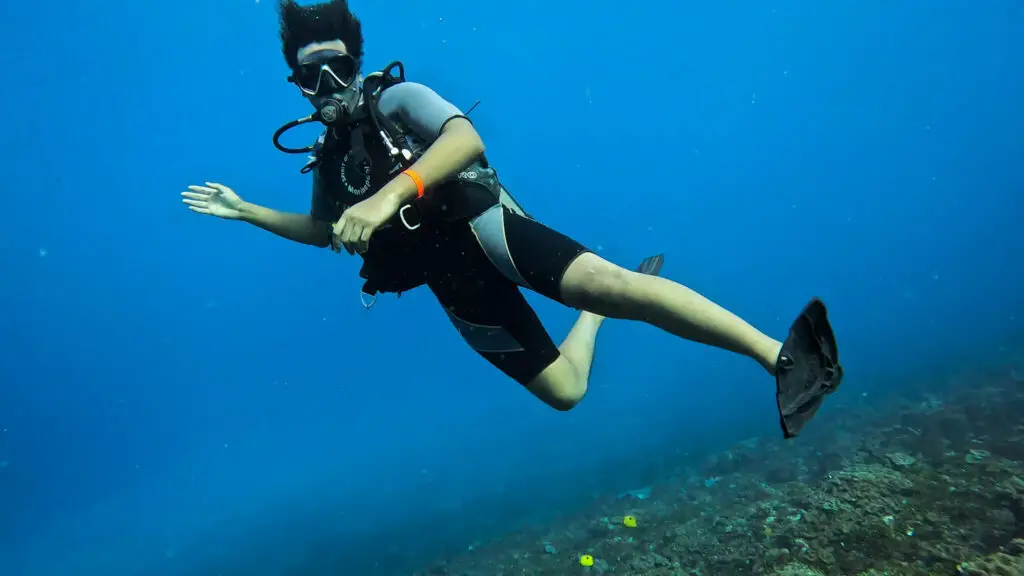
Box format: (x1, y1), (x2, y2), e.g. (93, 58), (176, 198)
(426, 204), (590, 385)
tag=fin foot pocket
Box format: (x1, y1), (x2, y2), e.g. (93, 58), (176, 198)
(775, 298), (843, 438)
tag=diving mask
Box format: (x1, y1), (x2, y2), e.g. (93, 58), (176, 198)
(288, 52), (358, 96)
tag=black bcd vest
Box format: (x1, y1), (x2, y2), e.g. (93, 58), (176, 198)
(315, 122), (437, 298)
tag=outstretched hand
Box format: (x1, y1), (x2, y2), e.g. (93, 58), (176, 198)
(181, 182), (246, 220)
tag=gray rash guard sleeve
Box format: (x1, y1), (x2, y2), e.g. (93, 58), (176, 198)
(377, 82), (466, 144)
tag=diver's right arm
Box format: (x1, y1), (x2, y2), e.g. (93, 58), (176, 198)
(181, 182), (330, 248)
(237, 202), (330, 247)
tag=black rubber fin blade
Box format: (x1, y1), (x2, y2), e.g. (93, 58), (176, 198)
(636, 254), (665, 276)
(775, 298), (844, 439)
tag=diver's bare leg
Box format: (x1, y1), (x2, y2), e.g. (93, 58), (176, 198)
(522, 311), (605, 411)
(560, 252), (782, 374)
(557, 310), (605, 382)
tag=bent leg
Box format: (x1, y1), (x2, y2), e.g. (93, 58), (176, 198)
(556, 310), (604, 385)
(432, 275), (598, 410)
(428, 216), (598, 410)
(529, 257), (666, 404)
(524, 310), (605, 410)
(560, 252), (782, 373)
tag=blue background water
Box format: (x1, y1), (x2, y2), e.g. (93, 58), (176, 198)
(0, 0), (1021, 573)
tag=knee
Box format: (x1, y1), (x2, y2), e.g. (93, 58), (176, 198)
(547, 387), (586, 411)
(528, 360), (588, 411)
(563, 257), (641, 318)
(539, 373), (587, 411)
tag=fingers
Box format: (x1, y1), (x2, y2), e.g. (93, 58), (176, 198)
(342, 223), (359, 255)
(357, 226), (372, 255)
(330, 217), (346, 252)
(330, 213), (376, 255)
(332, 217), (363, 255)
(181, 190), (210, 214)
(205, 182), (231, 194)
(182, 183), (221, 217)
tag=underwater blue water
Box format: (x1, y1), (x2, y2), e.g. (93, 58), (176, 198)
(0, 0), (1021, 573)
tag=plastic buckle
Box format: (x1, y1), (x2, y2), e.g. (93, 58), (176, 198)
(360, 291), (377, 310)
(399, 204), (421, 230)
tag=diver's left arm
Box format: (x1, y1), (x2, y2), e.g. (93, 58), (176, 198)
(375, 118), (484, 204)
(332, 83), (484, 254)
(372, 82), (485, 204)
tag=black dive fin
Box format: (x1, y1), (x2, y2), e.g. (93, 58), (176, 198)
(775, 298), (844, 439)
(636, 254), (665, 276)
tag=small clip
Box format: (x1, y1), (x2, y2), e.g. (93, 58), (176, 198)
(360, 291), (377, 310)
(399, 205), (421, 230)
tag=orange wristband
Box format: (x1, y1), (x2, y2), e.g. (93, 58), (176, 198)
(402, 169), (425, 198)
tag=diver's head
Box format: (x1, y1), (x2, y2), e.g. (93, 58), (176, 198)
(278, 0), (364, 110)
(292, 41), (360, 113)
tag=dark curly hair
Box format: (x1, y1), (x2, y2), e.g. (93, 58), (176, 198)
(278, 0), (364, 70)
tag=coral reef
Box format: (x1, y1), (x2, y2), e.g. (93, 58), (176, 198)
(413, 362), (1024, 575)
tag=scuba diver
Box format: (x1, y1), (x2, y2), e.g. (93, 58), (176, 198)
(180, 0), (843, 438)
